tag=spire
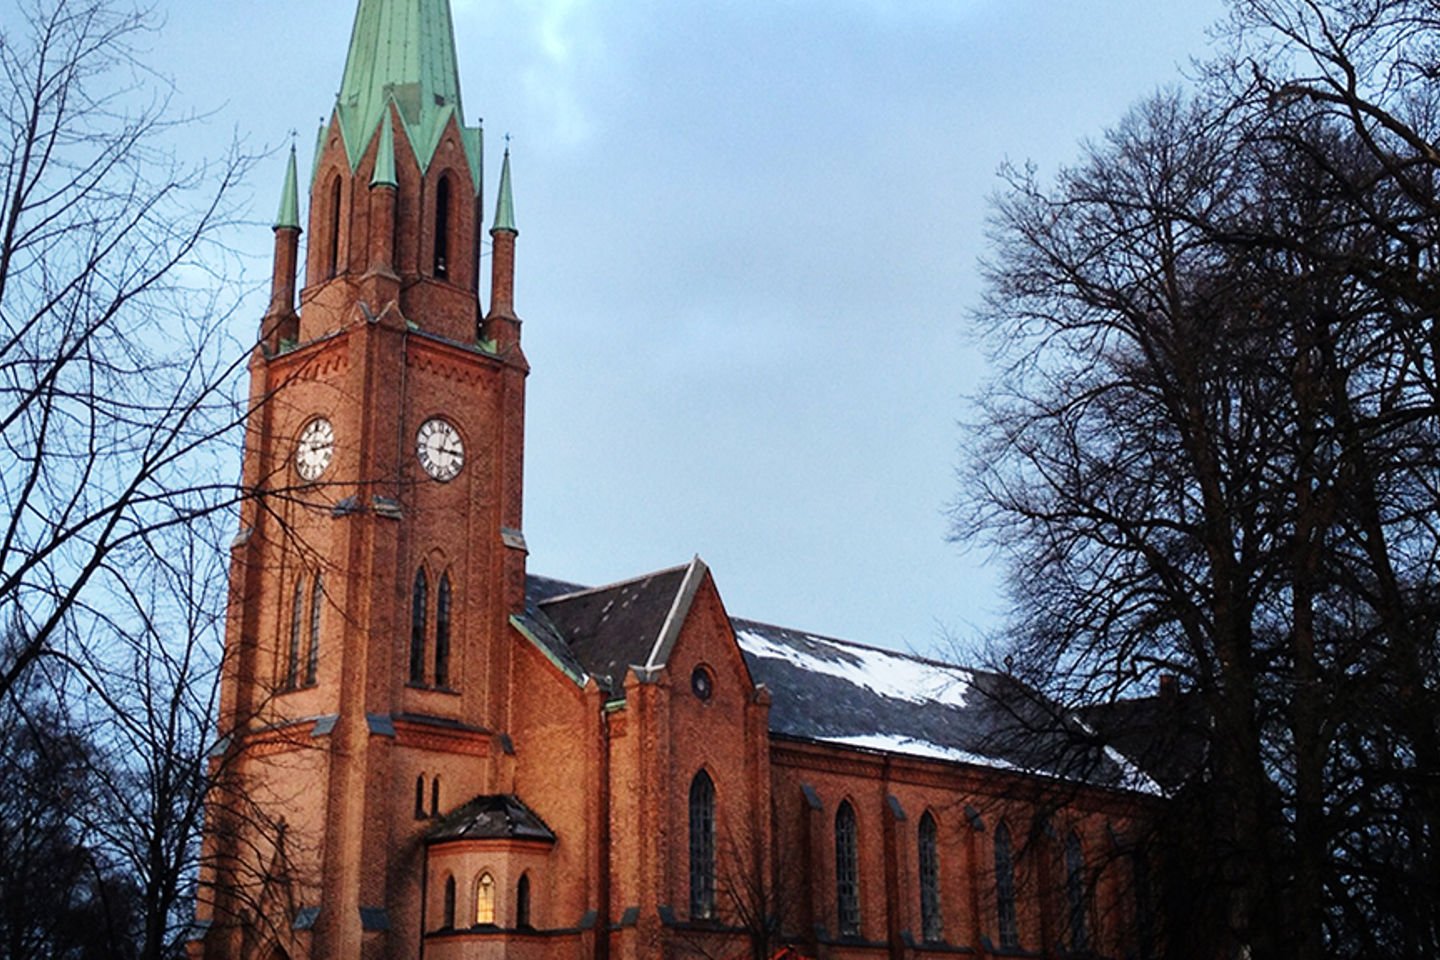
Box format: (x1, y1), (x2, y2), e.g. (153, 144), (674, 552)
(492, 146), (516, 233)
(371, 112), (397, 188)
(332, 0), (482, 186)
(274, 145), (301, 230)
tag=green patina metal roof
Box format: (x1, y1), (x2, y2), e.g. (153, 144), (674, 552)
(329, 0), (482, 189)
(492, 147), (516, 232)
(274, 145), (301, 229)
(371, 114), (398, 187)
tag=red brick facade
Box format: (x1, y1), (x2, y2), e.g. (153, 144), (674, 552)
(193, 6), (1156, 960)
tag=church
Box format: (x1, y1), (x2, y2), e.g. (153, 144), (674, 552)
(192, 3), (1166, 959)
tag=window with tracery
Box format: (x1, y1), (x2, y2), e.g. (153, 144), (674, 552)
(475, 872), (496, 925)
(689, 771), (716, 919)
(410, 569), (427, 684)
(919, 812), (942, 942)
(435, 573), (452, 687)
(835, 801), (860, 936)
(994, 821), (1019, 950)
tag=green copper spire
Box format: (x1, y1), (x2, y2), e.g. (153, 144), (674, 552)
(331, 0), (482, 187)
(492, 147), (516, 233)
(274, 145), (301, 230)
(371, 113), (397, 187)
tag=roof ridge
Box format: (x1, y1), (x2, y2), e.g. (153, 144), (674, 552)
(535, 562), (692, 606)
(731, 616), (980, 675)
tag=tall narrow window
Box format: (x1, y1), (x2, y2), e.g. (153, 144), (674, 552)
(689, 771), (716, 919)
(516, 874), (531, 929)
(835, 801), (860, 937)
(414, 776), (426, 819)
(305, 574), (323, 685)
(327, 176), (342, 278)
(919, 812), (942, 942)
(410, 569), (427, 684)
(285, 577), (304, 690)
(434, 573), (452, 687)
(442, 875), (456, 929)
(1066, 832), (1089, 952)
(994, 822), (1019, 950)
(474, 872), (496, 925)
(431, 777), (441, 817)
(433, 176), (451, 279)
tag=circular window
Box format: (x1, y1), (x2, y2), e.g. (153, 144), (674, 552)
(691, 666), (714, 701)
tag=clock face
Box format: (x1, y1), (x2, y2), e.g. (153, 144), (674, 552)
(296, 418), (335, 481)
(416, 417), (464, 481)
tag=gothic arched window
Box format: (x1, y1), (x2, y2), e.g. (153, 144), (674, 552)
(305, 574), (323, 686)
(431, 777), (440, 817)
(994, 821), (1019, 950)
(414, 775), (426, 820)
(435, 573), (452, 687)
(327, 175), (342, 278)
(835, 800), (860, 937)
(409, 569), (427, 685)
(1065, 831), (1089, 952)
(516, 873), (532, 929)
(442, 875), (456, 929)
(474, 872), (496, 925)
(688, 770), (716, 919)
(285, 577), (304, 690)
(919, 811), (942, 942)
(433, 175), (451, 279)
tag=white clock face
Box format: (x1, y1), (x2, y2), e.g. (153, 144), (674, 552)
(296, 418), (335, 481)
(416, 417), (464, 482)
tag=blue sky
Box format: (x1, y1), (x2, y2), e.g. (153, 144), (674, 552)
(153, 0), (1226, 660)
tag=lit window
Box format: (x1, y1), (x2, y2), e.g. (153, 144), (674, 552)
(305, 574), (322, 685)
(994, 822), (1019, 950)
(835, 801), (860, 937)
(410, 569), (427, 684)
(689, 771), (716, 918)
(1066, 831), (1089, 952)
(475, 872), (496, 925)
(435, 573), (452, 687)
(919, 812), (942, 942)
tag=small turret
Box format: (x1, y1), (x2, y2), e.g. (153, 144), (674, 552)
(263, 146), (302, 350)
(484, 147), (520, 351)
(366, 112), (399, 280)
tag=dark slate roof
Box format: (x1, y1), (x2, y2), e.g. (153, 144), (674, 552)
(523, 573), (1161, 794)
(535, 565), (692, 697)
(428, 794), (556, 843)
(1077, 692), (1208, 794)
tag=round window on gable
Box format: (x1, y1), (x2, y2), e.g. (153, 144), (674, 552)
(691, 666), (714, 702)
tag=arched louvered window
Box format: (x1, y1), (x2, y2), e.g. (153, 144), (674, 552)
(835, 801), (860, 937)
(435, 573), (452, 687)
(409, 569), (427, 684)
(1066, 832), (1089, 952)
(474, 872), (496, 925)
(305, 574), (323, 685)
(516, 873), (532, 929)
(442, 875), (456, 929)
(327, 175), (342, 278)
(689, 771), (716, 919)
(919, 812), (942, 942)
(414, 775), (426, 819)
(285, 577), (304, 690)
(994, 822), (1019, 950)
(431, 777), (440, 817)
(433, 175), (451, 279)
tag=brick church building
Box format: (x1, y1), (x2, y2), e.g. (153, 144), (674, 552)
(193, 3), (1166, 959)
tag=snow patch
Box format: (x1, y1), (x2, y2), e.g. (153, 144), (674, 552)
(736, 628), (971, 708)
(822, 733), (1016, 771)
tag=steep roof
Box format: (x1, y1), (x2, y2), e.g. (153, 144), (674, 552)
(523, 572), (1163, 795)
(329, 0), (482, 186)
(428, 794), (556, 843)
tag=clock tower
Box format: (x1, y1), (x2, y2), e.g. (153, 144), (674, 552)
(200, 1), (527, 957)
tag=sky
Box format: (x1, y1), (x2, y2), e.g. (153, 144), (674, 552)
(150, 0), (1228, 662)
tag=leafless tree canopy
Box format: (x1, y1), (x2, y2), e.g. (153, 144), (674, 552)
(959, 2), (1440, 958)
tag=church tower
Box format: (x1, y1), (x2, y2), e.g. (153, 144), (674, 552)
(200, 2), (528, 957)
